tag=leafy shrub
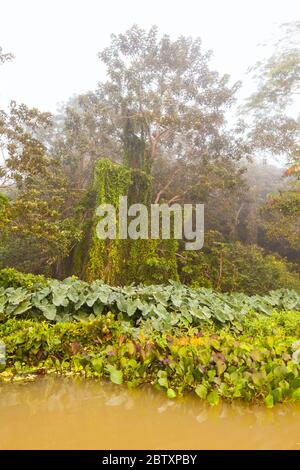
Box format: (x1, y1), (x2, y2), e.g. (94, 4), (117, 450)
(0, 193), (9, 208)
(179, 233), (300, 294)
(242, 310), (300, 337)
(0, 268), (47, 289)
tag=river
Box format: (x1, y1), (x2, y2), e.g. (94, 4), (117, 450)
(0, 377), (300, 449)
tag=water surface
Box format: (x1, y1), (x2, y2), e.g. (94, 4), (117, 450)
(0, 377), (300, 449)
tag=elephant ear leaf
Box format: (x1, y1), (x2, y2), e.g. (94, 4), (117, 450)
(153, 291), (170, 306)
(116, 295), (128, 313)
(126, 300), (138, 317)
(6, 287), (31, 305)
(36, 299), (57, 321)
(12, 299), (32, 316)
(93, 302), (104, 316)
(0, 294), (7, 312)
(51, 284), (69, 307)
(42, 303), (57, 321)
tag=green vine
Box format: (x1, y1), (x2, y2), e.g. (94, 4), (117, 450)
(71, 158), (179, 285)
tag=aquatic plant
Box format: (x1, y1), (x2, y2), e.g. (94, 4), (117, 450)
(1, 312), (300, 407)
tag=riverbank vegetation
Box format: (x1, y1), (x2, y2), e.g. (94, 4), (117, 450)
(1, 309), (300, 408)
(0, 269), (299, 325)
(0, 23), (299, 408)
(1, 269), (300, 408)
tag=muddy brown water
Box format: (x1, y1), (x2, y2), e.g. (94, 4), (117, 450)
(0, 377), (300, 449)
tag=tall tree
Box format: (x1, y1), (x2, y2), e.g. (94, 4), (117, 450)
(244, 22), (300, 254)
(0, 102), (81, 274)
(97, 25), (239, 171)
(54, 27), (246, 218)
(245, 21), (300, 168)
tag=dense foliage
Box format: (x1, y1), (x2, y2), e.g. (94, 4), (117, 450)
(1, 23), (299, 286)
(1, 311), (300, 407)
(0, 23), (300, 411)
(178, 234), (300, 293)
(0, 271), (299, 328)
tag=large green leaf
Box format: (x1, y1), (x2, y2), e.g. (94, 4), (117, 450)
(195, 384), (207, 399)
(207, 390), (219, 406)
(51, 284), (69, 307)
(106, 365), (123, 385)
(36, 300), (57, 321)
(12, 300), (32, 316)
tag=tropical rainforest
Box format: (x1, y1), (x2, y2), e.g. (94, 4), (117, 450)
(0, 22), (300, 407)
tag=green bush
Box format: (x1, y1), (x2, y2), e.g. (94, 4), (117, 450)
(179, 233), (300, 294)
(0, 193), (9, 208)
(0, 268), (47, 289)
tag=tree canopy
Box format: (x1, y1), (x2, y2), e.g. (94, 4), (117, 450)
(0, 24), (299, 290)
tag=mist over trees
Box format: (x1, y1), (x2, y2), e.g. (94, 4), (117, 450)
(0, 23), (299, 292)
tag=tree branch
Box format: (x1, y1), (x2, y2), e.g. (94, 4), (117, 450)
(154, 169), (180, 204)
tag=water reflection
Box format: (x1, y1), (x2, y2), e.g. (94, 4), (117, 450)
(0, 377), (300, 449)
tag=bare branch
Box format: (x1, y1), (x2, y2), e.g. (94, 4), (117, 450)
(166, 195), (180, 205)
(154, 169), (180, 203)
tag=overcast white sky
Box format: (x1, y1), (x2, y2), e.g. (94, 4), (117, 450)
(0, 0), (299, 113)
